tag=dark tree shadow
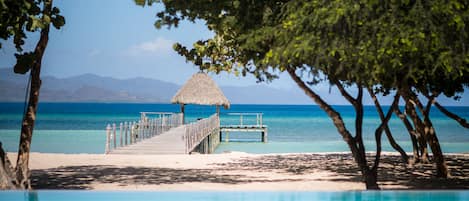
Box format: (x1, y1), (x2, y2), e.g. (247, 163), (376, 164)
(31, 154), (469, 190)
(213, 154), (469, 189)
(31, 165), (300, 189)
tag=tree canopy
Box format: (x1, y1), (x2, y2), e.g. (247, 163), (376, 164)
(138, 0), (468, 98)
(139, 0), (469, 189)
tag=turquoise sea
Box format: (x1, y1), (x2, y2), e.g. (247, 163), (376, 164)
(0, 102), (468, 154)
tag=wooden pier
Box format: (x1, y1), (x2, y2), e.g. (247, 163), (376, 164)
(105, 112), (267, 155)
(220, 113), (268, 142)
(109, 126), (186, 154)
(105, 113), (220, 155)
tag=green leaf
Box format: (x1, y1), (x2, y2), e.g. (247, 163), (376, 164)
(14, 52), (36, 74)
(134, 0), (146, 6)
(52, 15), (65, 29)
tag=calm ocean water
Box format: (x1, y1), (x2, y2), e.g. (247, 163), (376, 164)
(0, 102), (468, 154)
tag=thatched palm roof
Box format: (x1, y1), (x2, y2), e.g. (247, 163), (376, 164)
(172, 73), (230, 108)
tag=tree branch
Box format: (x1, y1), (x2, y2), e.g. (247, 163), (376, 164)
(286, 68), (357, 149)
(369, 89), (406, 171)
(429, 99), (469, 129)
(332, 79), (357, 106)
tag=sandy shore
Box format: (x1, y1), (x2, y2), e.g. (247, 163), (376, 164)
(6, 152), (469, 190)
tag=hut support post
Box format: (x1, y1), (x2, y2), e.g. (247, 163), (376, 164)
(180, 104), (185, 125)
(216, 105), (220, 116)
(219, 130), (223, 143)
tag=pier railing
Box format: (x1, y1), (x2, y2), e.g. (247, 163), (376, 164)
(220, 113), (268, 142)
(225, 113), (264, 127)
(105, 112), (183, 154)
(184, 113), (220, 154)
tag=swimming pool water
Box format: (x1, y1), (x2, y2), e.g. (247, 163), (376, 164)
(1, 191), (468, 201)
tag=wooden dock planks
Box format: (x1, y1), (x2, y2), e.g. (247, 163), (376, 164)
(109, 125), (186, 155)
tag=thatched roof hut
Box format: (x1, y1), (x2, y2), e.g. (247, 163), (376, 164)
(172, 73), (230, 123)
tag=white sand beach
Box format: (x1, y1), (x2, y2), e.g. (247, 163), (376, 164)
(5, 152), (469, 190)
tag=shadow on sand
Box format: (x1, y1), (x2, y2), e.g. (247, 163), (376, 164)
(31, 154), (469, 189)
(214, 154), (469, 189)
(31, 165), (300, 189)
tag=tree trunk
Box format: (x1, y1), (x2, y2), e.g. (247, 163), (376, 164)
(286, 68), (379, 189)
(404, 100), (430, 163)
(332, 81), (382, 190)
(434, 101), (469, 128)
(402, 89), (448, 178)
(418, 97), (449, 178)
(393, 107), (421, 163)
(367, 89), (408, 164)
(15, 0), (52, 189)
(423, 116), (449, 177)
(364, 169), (380, 190)
(409, 131), (420, 163)
(0, 142), (17, 189)
(368, 91), (400, 191)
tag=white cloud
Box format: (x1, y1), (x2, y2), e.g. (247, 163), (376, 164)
(127, 37), (175, 56)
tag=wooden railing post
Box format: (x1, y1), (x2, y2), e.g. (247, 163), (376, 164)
(143, 120), (146, 140)
(150, 119), (153, 137)
(162, 115), (166, 131)
(130, 122), (134, 144)
(260, 113), (263, 127)
(105, 112), (186, 154)
(183, 114), (220, 154)
(112, 123), (117, 149)
(154, 119), (157, 136)
(137, 120), (141, 141)
(119, 122), (123, 147)
(156, 119), (160, 135)
(124, 122), (128, 146)
(130, 122), (133, 144)
(105, 124), (111, 154)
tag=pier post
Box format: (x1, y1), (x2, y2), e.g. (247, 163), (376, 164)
(162, 115), (166, 132)
(124, 122), (128, 146)
(119, 123), (123, 147)
(262, 128), (268, 143)
(207, 136), (211, 154)
(129, 122), (135, 144)
(105, 124), (111, 154)
(138, 120), (142, 142)
(112, 123), (117, 149)
(225, 131), (229, 142)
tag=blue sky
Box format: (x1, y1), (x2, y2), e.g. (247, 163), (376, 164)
(0, 0), (467, 106)
(0, 0), (294, 89)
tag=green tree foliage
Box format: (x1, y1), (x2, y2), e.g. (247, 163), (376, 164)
(0, 0), (64, 48)
(1, 0), (64, 74)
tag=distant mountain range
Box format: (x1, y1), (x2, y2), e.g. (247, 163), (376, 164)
(0, 68), (313, 104)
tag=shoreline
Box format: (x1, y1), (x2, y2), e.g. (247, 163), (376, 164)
(7, 151), (469, 155)
(5, 152), (469, 190)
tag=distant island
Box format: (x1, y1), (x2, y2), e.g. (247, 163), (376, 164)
(0, 68), (314, 104)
